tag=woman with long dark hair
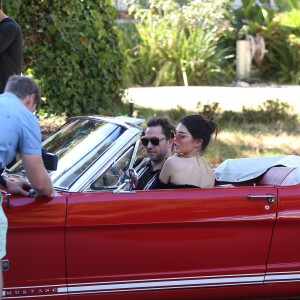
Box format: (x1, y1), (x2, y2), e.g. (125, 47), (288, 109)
(151, 114), (218, 189)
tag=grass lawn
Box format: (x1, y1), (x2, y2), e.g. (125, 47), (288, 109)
(207, 125), (300, 168)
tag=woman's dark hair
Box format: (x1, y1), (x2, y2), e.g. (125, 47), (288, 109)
(180, 114), (218, 152)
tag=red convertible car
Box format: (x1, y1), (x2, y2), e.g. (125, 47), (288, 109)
(1, 115), (300, 299)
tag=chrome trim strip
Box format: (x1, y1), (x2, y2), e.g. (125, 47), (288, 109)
(68, 275), (263, 294)
(2, 284), (67, 299)
(265, 272), (300, 282)
(4, 272), (300, 298)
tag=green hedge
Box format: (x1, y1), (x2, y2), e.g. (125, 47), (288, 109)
(120, 0), (299, 86)
(227, 0), (300, 84)
(4, 0), (126, 116)
(121, 0), (233, 87)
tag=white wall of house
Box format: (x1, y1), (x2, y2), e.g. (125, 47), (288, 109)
(113, 0), (276, 11)
(232, 0), (275, 8)
(113, 0), (128, 11)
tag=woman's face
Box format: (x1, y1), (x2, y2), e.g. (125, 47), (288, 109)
(174, 123), (199, 156)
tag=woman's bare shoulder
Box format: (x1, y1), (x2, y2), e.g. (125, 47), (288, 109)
(165, 155), (189, 171)
(165, 155), (181, 164)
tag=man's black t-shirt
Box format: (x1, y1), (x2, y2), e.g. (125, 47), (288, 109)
(0, 17), (23, 93)
(133, 157), (160, 190)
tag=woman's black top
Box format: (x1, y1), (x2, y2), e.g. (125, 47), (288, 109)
(149, 177), (199, 189)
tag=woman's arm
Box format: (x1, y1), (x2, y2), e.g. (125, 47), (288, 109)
(159, 158), (173, 184)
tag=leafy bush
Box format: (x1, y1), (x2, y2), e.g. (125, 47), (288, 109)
(259, 99), (298, 125)
(119, 0), (299, 86)
(263, 6), (300, 84)
(169, 105), (187, 123)
(226, 0), (300, 84)
(121, 0), (234, 87)
(4, 0), (126, 116)
(218, 99), (299, 129)
(197, 102), (221, 119)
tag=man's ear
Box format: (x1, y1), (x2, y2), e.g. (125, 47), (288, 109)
(22, 94), (36, 112)
(167, 138), (174, 149)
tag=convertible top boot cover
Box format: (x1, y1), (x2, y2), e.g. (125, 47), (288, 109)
(214, 155), (300, 183)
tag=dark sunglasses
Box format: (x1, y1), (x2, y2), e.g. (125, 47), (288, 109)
(141, 137), (166, 147)
(170, 130), (192, 141)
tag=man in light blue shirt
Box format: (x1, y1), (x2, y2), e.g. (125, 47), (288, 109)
(0, 75), (55, 295)
(0, 91), (41, 169)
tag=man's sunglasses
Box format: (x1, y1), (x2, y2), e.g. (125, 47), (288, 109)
(140, 137), (166, 147)
(170, 130), (192, 141)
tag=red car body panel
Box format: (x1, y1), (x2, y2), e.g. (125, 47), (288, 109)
(266, 186), (300, 275)
(2, 184), (300, 299)
(65, 186), (277, 298)
(3, 180), (300, 299)
(2, 192), (68, 299)
(2, 114), (300, 299)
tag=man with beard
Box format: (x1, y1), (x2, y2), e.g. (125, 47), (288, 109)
(134, 117), (175, 190)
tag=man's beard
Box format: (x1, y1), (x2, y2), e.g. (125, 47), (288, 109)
(149, 152), (165, 163)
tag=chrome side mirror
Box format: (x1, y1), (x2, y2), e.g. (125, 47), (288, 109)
(126, 167), (138, 189)
(114, 168), (138, 193)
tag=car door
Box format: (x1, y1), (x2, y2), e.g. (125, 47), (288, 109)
(265, 185), (300, 287)
(65, 185), (277, 299)
(1, 192), (68, 300)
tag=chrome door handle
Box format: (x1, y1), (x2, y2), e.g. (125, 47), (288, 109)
(246, 194), (275, 203)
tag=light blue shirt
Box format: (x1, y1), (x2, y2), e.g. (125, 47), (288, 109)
(0, 92), (41, 169)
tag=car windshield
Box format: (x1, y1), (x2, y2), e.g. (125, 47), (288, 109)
(9, 118), (126, 189)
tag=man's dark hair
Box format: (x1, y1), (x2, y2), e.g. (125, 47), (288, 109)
(146, 116), (175, 139)
(0, 1), (2, 10)
(5, 75), (41, 108)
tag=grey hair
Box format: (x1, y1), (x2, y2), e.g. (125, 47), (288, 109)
(5, 75), (41, 108)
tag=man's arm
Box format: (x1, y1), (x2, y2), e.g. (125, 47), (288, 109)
(0, 21), (18, 52)
(21, 153), (55, 197)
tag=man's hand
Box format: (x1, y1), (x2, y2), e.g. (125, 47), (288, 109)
(6, 179), (32, 196)
(22, 153), (55, 198)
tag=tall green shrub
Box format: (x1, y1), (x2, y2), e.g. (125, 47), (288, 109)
(121, 0), (233, 87)
(227, 0), (300, 84)
(264, 7), (300, 84)
(4, 0), (126, 116)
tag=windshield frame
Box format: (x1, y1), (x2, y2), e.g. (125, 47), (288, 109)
(8, 116), (143, 191)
